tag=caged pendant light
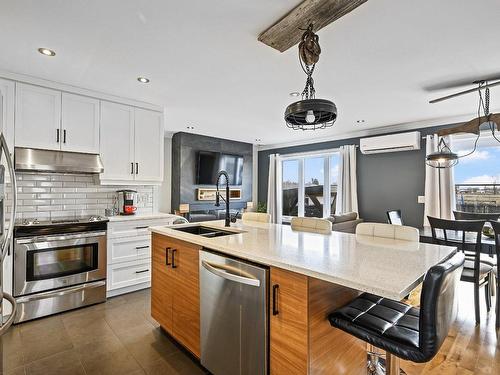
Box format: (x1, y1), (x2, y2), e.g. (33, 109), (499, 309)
(284, 24), (337, 130)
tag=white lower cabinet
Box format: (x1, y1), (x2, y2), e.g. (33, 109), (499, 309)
(107, 259), (151, 295)
(106, 216), (177, 297)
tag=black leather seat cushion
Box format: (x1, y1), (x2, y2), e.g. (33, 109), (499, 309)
(329, 293), (427, 362)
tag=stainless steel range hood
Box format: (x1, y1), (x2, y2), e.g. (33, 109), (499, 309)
(15, 148), (104, 174)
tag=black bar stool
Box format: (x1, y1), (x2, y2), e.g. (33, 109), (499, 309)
(328, 252), (465, 374)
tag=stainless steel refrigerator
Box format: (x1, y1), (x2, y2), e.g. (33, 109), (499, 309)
(0, 94), (17, 335)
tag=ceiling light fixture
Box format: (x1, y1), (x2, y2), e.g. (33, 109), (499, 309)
(425, 138), (459, 169)
(356, 120), (365, 123)
(186, 126), (195, 130)
(289, 92), (300, 97)
(137, 77), (150, 83)
(255, 138), (262, 142)
(38, 48), (56, 57)
(284, 24), (337, 131)
(428, 80), (500, 168)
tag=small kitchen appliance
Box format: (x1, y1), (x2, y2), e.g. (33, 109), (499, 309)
(117, 189), (138, 215)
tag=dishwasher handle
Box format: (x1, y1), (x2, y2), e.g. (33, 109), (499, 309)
(201, 260), (261, 287)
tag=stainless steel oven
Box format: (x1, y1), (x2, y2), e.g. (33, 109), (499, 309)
(13, 216), (108, 323)
(14, 231), (106, 296)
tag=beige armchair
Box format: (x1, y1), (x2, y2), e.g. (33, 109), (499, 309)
(355, 222), (419, 242)
(241, 212), (271, 223)
(290, 217), (332, 235)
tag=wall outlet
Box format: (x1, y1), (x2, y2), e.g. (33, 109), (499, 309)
(417, 195), (425, 204)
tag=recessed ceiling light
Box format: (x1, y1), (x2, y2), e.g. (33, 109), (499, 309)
(38, 48), (56, 57)
(289, 92), (300, 97)
(137, 77), (150, 83)
(186, 126), (195, 130)
(356, 120), (365, 123)
(255, 138), (262, 142)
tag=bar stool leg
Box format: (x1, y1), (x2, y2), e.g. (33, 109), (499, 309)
(385, 352), (401, 375)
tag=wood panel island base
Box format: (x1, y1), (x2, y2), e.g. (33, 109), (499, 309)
(149, 221), (456, 375)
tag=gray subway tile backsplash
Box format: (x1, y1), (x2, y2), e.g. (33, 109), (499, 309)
(12, 172), (154, 220)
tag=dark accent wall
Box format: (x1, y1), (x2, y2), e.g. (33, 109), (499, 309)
(172, 132), (253, 212)
(258, 124), (455, 228)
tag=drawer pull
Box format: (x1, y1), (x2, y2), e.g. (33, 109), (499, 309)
(135, 269), (149, 274)
(171, 249), (177, 268)
(136, 226), (148, 230)
(165, 247), (171, 266)
(272, 284), (279, 316)
(135, 245), (149, 250)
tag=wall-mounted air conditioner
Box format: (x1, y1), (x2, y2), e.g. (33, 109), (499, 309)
(360, 131), (421, 155)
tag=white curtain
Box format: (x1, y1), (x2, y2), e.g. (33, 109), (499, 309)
(423, 135), (456, 226)
(266, 154), (282, 224)
(336, 145), (358, 214)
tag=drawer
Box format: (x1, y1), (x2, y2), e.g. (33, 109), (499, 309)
(107, 259), (151, 291)
(108, 218), (175, 239)
(108, 235), (151, 265)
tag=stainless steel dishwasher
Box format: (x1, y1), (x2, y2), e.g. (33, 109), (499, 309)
(200, 250), (268, 375)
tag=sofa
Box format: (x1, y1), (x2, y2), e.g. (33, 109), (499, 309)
(187, 209), (242, 223)
(326, 212), (363, 233)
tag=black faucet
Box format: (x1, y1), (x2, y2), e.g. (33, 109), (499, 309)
(215, 170), (231, 227)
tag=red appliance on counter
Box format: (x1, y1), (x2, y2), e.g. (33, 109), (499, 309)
(117, 189), (138, 215)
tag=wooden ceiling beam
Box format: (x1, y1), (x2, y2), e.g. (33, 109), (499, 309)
(258, 0), (369, 53)
(437, 113), (500, 137)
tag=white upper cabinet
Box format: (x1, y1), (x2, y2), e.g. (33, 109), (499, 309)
(134, 108), (163, 183)
(100, 101), (135, 182)
(15, 83), (61, 150)
(61, 93), (100, 153)
(99, 103), (163, 185)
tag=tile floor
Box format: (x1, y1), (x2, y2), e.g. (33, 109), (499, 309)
(2, 284), (499, 375)
(0, 289), (208, 375)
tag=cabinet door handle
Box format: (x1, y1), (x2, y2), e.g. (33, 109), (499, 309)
(136, 162), (139, 175)
(272, 284), (279, 316)
(165, 247), (171, 266)
(135, 226), (148, 230)
(135, 245), (149, 250)
(171, 249), (177, 268)
(131, 162), (134, 174)
(63, 129), (67, 143)
(135, 269), (149, 274)
(56, 129), (60, 143)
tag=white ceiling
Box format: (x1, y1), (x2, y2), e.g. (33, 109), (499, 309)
(1, 0), (499, 146)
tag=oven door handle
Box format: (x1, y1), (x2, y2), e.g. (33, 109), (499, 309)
(15, 231), (107, 244)
(15, 280), (106, 303)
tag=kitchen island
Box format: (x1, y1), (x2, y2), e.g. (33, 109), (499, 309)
(149, 220), (456, 375)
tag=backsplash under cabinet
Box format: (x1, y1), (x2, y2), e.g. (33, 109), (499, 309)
(8, 172), (154, 220)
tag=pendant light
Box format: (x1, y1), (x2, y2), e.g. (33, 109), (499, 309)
(425, 138), (459, 168)
(285, 24), (337, 130)
(427, 80), (500, 168)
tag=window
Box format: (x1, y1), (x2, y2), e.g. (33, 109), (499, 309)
(453, 133), (500, 213)
(281, 150), (339, 221)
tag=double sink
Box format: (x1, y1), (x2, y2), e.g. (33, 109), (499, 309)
(171, 224), (242, 238)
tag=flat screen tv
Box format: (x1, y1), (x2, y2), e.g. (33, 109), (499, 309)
(196, 151), (243, 185)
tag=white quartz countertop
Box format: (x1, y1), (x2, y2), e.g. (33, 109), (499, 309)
(149, 220), (457, 300)
(107, 212), (180, 222)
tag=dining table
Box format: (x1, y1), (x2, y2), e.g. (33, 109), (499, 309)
(419, 227), (496, 256)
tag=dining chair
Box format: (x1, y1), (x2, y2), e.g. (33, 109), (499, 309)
(386, 209), (403, 225)
(290, 217), (332, 235)
(241, 212), (271, 223)
(489, 220), (500, 328)
(427, 216), (493, 324)
(453, 210), (500, 223)
(356, 222), (419, 242)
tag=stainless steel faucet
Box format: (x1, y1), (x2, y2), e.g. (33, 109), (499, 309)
(215, 170), (231, 227)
